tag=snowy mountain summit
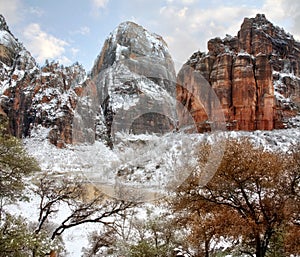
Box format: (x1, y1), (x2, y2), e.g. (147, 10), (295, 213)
(0, 15), (21, 66)
(83, 21), (177, 146)
(0, 14), (86, 148)
(0, 18), (178, 148)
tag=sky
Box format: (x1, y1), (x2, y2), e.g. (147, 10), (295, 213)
(0, 0), (300, 72)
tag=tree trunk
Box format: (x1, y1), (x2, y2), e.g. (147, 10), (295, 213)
(255, 234), (263, 257)
(204, 236), (209, 257)
(49, 250), (57, 257)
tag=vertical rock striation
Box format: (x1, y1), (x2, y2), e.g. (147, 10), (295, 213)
(0, 13), (300, 148)
(0, 17), (176, 147)
(177, 14), (300, 131)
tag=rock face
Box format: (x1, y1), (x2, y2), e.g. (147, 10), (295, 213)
(0, 17), (176, 147)
(1, 14), (300, 147)
(177, 14), (300, 131)
(88, 21), (176, 144)
(0, 15), (86, 147)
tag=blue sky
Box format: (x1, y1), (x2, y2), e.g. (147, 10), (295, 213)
(0, 0), (299, 71)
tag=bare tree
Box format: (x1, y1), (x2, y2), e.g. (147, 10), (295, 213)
(82, 204), (189, 257)
(32, 172), (138, 255)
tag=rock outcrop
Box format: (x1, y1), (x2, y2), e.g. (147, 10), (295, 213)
(177, 14), (300, 131)
(0, 17), (176, 147)
(0, 15), (86, 147)
(1, 13), (300, 147)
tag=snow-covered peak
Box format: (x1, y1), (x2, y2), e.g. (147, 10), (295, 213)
(112, 21), (169, 57)
(0, 14), (10, 32)
(0, 30), (17, 50)
(91, 21), (174, 77)
(86, 21), (177, 146)
(0, 15), (36, 73)
(0, 15), (20, 53)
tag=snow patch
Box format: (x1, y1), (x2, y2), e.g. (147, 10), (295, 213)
(0, 30), (17, 50)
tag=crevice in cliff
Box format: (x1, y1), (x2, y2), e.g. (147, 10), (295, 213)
(7, 53), (20, 87)
(249, 20), (254, 55)
(229, 56), (234, 109)
(208, 57), (215, 86)
(252, 57), (259, 130)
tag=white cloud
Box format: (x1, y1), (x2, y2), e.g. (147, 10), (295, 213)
(92, 0), (109, 9)
(90, 0), (109, 17)
(178, 7), (188, 18)
(23, 23), (71, 65)
(181, 0), (196, 4)
(165, 0), (198, 5)
(157, 3), (261, 70)
(261, 0), (300, 40)
(28, 7), (44, 17)
(57, 56), (72, 65)
(71, 26), (90, 35)
(71, 47), (79, 56)
(261, 0), (285, 21)
(0, 0), (23, 24)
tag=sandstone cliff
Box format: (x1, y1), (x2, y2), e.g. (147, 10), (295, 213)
(1, 14), (300, 148)
(177, 14), (300, 131)
(0, 15), (86, 147)
(0, 17), (176, 147)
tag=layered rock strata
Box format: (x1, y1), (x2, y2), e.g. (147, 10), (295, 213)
(177, 14), (300, 131)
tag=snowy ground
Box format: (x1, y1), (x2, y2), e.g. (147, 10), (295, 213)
(20, 124), (300, 256)
(24, 124), (300, 203)
(7, 188), (99, 256)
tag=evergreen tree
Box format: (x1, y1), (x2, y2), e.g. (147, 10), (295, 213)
(0, 121), (40, 214)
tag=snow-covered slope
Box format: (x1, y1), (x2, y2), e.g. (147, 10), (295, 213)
(24, 118), (300, 202)
(0, 13), (298, 201)
(0, 17), (178, 148)
(1, 14), (300, 257)
(0, 15), (38, 94)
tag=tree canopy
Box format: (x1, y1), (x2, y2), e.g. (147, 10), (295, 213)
(0, 122), (40, 210)
(173, 138), (300, 257)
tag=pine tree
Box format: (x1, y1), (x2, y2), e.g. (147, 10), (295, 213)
(0, 121), (40, 215)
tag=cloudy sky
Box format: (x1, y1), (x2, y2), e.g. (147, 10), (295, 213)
(0, 0), (300, 71)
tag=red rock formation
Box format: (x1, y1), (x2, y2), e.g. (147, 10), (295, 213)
(178, 14), (300, 131)
(1, 17), (177, 147)
(0, 14), (87, 148)
(1, 61), (86, 147)
(1, 13), (300, 148)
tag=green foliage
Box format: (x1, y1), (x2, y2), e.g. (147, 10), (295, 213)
(0, 123), (40, 204)
(266, 227), (285, 257)
(123, 208), (186, 257)
(83, 205), (187, 257)
(129, 240), (160, 257)
(0, 214), (64, 257)
(0, 121), (59, 256)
